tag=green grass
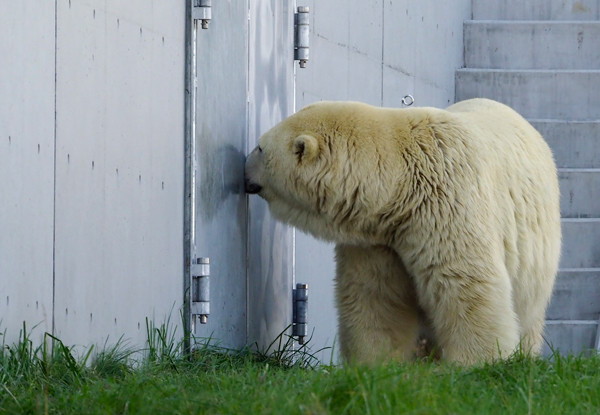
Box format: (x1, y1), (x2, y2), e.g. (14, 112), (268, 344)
(1, 323), (599, 415)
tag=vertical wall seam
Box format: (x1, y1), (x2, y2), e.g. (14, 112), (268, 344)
(245, 0), (250, 345)
(183, 0), (194, 353)
(290, 0), (297, 323)
(52, 0), (58, 337)
(380, 0), (385, 106)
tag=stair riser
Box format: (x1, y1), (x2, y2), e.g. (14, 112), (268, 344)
(531, 121), (600, 168)
(542, 323), (598, 356)
(456, 70), (600, 120)
(464, 22), (600, 70)
(560, 220), (600, 268)
(473, 0), (600, 20)
(559, 170), (600, 217)
(547, 271), (600, 320)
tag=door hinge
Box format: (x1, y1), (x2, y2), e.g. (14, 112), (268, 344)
(294, 6), (310, 68)
(292, 283), (308, 344)
(192, 0), (211, 29)
(191, 257), (210, 324)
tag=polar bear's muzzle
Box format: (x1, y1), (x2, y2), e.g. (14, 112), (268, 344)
(245, 145), (264, 194)
(245, 179), (262, 194)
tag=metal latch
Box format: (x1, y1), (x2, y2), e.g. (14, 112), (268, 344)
(294, 6), (309, 68)
(292, 283), (308, 344)
(192, 0), (211, 29)
(191, 257), (210, 324)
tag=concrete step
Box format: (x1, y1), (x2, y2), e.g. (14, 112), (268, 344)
(473, 0), (600, 21)
(542, 320), (598, 356)
(455, 69), (600, 120)
(547, 268), (600, 320)
(560, 218), (600, 268)
(531, 120), (600, 168)
(559, 169), (600, 217)
(464, 21), (600, 70)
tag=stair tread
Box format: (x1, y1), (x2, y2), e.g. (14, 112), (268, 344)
(530, 119), (600, 123)
(559, 267), (600, 272)
(457, 68), (600, 73)
(558, 168), (600, 172)
(466, 19), (600, 24)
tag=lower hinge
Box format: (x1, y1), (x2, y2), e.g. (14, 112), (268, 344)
(191, 257), (210, 324)
(292, 283), (308, 344)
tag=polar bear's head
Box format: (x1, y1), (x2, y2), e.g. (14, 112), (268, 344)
(244, 101), (409, 244)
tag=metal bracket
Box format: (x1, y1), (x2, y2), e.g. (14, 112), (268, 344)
(192, 0), (211, 29)
(402, 94), (415, 106)
(292, 283), (308, 344)
(191, 257), (210, 324)
(294, 6), (310, 68)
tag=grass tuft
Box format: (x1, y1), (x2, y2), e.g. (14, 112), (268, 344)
(1, 322), (599, 414)
(91, 336), (133, 379)
(251, 325), (327, 369)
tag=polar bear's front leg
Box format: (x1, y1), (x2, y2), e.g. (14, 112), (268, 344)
(334, 244), (421, 364)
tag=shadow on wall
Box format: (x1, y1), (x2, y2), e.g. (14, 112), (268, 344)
(196, 123), (246, 221)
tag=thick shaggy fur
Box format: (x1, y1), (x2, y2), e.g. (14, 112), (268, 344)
(245, 98), (561, 365)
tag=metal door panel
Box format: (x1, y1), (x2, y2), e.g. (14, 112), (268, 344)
(191, 1), (249, 348)
(190, 0), (294, 351)
(246, 0), (295, 351)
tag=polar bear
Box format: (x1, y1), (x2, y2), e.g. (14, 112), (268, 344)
(245, 98), (561, 365)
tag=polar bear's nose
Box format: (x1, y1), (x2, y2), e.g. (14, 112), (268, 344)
(245, 179), (262, 194)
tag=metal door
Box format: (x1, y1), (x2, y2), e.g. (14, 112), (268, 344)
(187, 0), (295, 351)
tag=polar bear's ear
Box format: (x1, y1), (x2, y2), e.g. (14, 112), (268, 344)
(293, 134), (319, 162)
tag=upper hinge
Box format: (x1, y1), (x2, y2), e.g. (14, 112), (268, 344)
(192, 0), (211, 29)
(294, 6), (310, 68)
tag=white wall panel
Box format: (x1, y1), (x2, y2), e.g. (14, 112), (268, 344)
(53, 0), (185, 349)
(0, 2), (55, 344)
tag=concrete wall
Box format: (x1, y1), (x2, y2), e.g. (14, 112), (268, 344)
(294, 0), (472, 362)
(0, 2), (56, 342)
(1, 0), (185, 349)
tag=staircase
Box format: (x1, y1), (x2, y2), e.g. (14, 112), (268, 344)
(456, 0), (600, 355)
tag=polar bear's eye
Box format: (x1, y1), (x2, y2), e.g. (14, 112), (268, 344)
(258, 145), (263, 153)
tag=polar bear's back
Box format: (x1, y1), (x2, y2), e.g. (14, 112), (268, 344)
(448, 98), (561, 342)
